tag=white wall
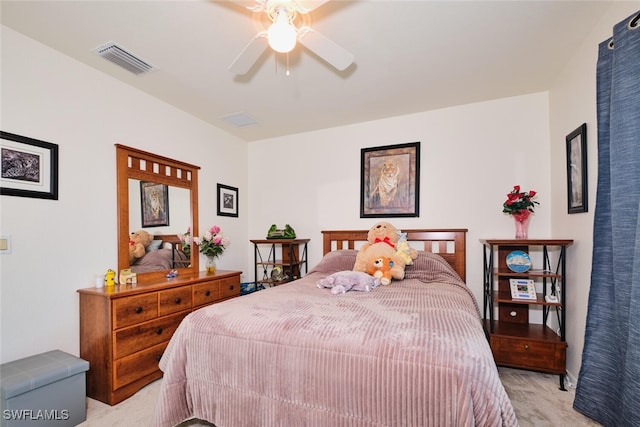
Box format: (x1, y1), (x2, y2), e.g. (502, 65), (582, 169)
(548, 2), (640, 384)
(0, 27), (249, 363)
(248, 91), (553, 328)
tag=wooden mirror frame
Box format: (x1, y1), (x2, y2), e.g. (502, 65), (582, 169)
(116, 144), (199, 279)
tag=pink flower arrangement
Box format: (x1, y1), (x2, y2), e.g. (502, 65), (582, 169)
(178, 227), (192, 258)
(194, 225), (229, 258)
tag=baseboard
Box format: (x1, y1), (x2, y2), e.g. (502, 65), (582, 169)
(565, 370), (578, 389)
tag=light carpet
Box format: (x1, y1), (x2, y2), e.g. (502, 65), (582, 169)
(77, 367), (600, 426)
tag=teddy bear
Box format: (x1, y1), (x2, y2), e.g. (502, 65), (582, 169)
(366, 256), (394, 286)
(129, 229), (153, 264)
(317, 270), (381, 295)
(353, 222), (418, 280)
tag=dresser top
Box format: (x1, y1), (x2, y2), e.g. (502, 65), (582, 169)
(77, 270), (241, 298)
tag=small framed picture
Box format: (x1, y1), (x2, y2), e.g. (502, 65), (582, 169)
(217, 183), (238, 217)
(1, 131), (59, 200)
(566, 123), (588, 214)
(140, 181), (169, 227)
(510, 279), (537, 300)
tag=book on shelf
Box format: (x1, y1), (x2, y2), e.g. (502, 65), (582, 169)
(509, 279), (537, 300)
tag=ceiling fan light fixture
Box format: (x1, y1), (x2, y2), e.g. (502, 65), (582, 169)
(267, 8), (297, 53)
(229, 0), (354, 75)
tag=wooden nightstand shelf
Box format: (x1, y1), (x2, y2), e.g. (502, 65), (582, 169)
(250, 239), (309, 287)
(481, 239), (573, 390)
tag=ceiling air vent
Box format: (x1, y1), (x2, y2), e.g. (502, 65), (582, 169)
(220, 112), (259, 128)
(93, 42), (156, 75)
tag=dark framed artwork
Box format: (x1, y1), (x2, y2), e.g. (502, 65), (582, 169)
(140, 181), (169, 227)
(360, 141), (420, 218)
(217, 183), (238, 217)
(566, 123), (588, 214)
(1, 131), (59, 200)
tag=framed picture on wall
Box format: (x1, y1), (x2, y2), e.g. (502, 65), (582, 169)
(566, 123), (588, 214)
(140, 181), (169, 227)
(217, 183), (238, 217)
(360, 141), (420, 218)
(0, 131), (59, 200)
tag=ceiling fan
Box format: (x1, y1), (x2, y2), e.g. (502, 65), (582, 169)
(228, 0), (354, 75)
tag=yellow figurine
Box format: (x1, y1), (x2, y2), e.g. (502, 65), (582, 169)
(105, 269), (116, 287)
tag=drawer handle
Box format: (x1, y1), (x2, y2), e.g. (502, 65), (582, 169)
(228, 285), (235, 290)
(524, 345), (530, 351)
(156, 328), (163, 335)
(174, 297), (181, 304)
(135, 306), (143, 314)
(205, 290), (211, 296)
(155, 353), (163, 362)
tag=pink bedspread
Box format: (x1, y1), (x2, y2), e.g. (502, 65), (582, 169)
(152, 251), (518, 426)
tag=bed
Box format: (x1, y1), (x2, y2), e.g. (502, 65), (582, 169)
(130, 234), (190, 273)
(151, 229), (518, 427)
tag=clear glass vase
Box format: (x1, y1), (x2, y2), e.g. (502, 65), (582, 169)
(205, 256), (216, 274)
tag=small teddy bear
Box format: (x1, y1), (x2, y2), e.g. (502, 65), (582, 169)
(317, 270), (381, 295)
(129, 229), (153, 264)
(366, 256), (394, 286)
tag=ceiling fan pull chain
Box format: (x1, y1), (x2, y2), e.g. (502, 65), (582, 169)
(286, 52), (291, 76)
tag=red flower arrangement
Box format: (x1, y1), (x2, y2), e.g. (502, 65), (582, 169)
(503, 185), (539, 220)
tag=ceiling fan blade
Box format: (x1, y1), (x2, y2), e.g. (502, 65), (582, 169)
(295, 0), (330, 14)
(228, 0), (264, 12)
(228, 32), (269, 75)
(298, 28), (354, 71)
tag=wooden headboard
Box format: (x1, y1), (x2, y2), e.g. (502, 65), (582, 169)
(154, 234), (182, 246)
(321, 229), (467, 282)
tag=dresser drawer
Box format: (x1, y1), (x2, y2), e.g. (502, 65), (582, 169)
(193, 281), (220, 307)
(113, 342), (167, 390)
(491, 336), (566, 372)
(113, 294), (158, 329)
(113, 311), (188, 359)
(158, 287), (192, 315)
(219, 276), (240, 300)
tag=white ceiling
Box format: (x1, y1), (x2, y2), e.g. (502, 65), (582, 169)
(0, 0), (622, 142)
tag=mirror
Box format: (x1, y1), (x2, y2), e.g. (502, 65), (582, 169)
(116, 144), (200, 280)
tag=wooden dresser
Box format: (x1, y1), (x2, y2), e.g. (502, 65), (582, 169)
(78, 270), (241, 405)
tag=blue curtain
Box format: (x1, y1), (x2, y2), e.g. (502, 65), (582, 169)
(573, 11), (640, 427)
